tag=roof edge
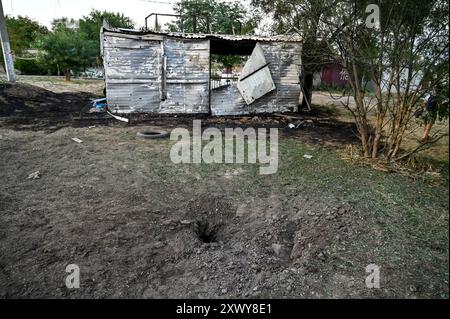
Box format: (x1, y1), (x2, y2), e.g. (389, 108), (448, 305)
(101, 26), (303, 43)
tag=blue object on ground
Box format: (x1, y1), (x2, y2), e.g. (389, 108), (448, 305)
(92, 98), (107, 109)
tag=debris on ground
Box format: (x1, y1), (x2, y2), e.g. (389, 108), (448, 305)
(71, 137), (83, 143)
(0, 83), (359, 148)
(27, 171), (40, 180)
(136, 129), (170, 139)
(93, 98), (107, 109)
(88, 98), (108, 113)
(107, 110), (129, 123)
(288, 121), (305, 129)
(303, 154), (314, 159)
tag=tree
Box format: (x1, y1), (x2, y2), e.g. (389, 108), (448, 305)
(51, 17), (79, 31)
(167, 0), (247, 34)
(252, 0), (334, 108)
(167, 0), (253, 71)
(0, 15), (48, 71)
(328, 0), (449, 159)
(35, 21), (97, 81)
(79, 10), (134, 61)
(251, 0), (449, 160)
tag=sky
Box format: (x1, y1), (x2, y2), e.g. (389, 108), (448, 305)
(2, 0), (252, 30)
(2, 0), (177, 29)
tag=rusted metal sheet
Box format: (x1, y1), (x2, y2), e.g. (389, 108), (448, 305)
(211, 42), (302, 116)
(237, 43), (276, 104)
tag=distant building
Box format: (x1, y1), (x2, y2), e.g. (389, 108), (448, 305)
(314, 64), (350, 89)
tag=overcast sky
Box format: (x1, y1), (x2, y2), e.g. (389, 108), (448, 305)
(2, 0), (178, 29)
(2, 0), (253, 30)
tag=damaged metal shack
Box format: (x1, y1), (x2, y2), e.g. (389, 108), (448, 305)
(101, 26), (302, 116)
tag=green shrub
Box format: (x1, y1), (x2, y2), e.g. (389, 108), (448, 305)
(14, 58), (46, 75)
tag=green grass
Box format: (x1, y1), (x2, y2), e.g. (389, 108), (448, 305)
(277, 139), (448, 239)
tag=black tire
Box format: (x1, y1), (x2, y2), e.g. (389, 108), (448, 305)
(136, 129), (170, 139)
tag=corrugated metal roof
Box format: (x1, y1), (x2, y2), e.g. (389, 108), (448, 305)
(104, 26), (303, 43)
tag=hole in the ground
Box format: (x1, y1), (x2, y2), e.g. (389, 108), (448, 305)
(195, 219), (221, 243)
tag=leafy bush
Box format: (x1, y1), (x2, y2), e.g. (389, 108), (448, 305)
(14, 59), (47, 75)
(35, 27), (97, 81)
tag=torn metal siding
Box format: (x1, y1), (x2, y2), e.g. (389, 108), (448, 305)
(159, 38), (210, 114)
(210, 42), (302, 116)
(103, 31), (210, 114)
(111, 28), (302, 43)
(237, 43), (276, 105)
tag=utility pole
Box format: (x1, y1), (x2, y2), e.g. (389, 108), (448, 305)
(0, 0), (16, 82)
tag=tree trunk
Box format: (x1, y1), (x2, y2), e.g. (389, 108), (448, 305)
(302, 73), (313, 109)
(349, 55), (372, 158)
(371, 85), (385, 158)
(358, 123), (371, 158)
(64, 69), (71, 81)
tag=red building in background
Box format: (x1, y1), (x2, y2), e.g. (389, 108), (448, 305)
(319, 64), (350, 88)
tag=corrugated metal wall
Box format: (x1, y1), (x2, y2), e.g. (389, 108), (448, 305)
(104, 33), (210, 114)
(210, 42), (302, 116)
(159, 38), (210, 114)
(104, 34), (163, 113)
(103, 32), (302, 116)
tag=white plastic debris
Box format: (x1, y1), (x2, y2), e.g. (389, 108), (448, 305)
(71, 138), (83, 143)
(288, 121), (305, 129)
(107, 110), (129, 123)
(27, 171), (40, 180)
(303, 154), (313, 159)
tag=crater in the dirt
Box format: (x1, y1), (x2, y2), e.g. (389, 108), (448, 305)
(195, 219), (222, 243)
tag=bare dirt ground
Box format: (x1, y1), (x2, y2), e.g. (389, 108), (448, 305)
(0, 77), (448, 298)
(0, 126), (361, 298)
(4, 75), (104, 94)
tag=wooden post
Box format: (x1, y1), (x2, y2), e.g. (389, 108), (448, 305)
(0, 0), (16, 82)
